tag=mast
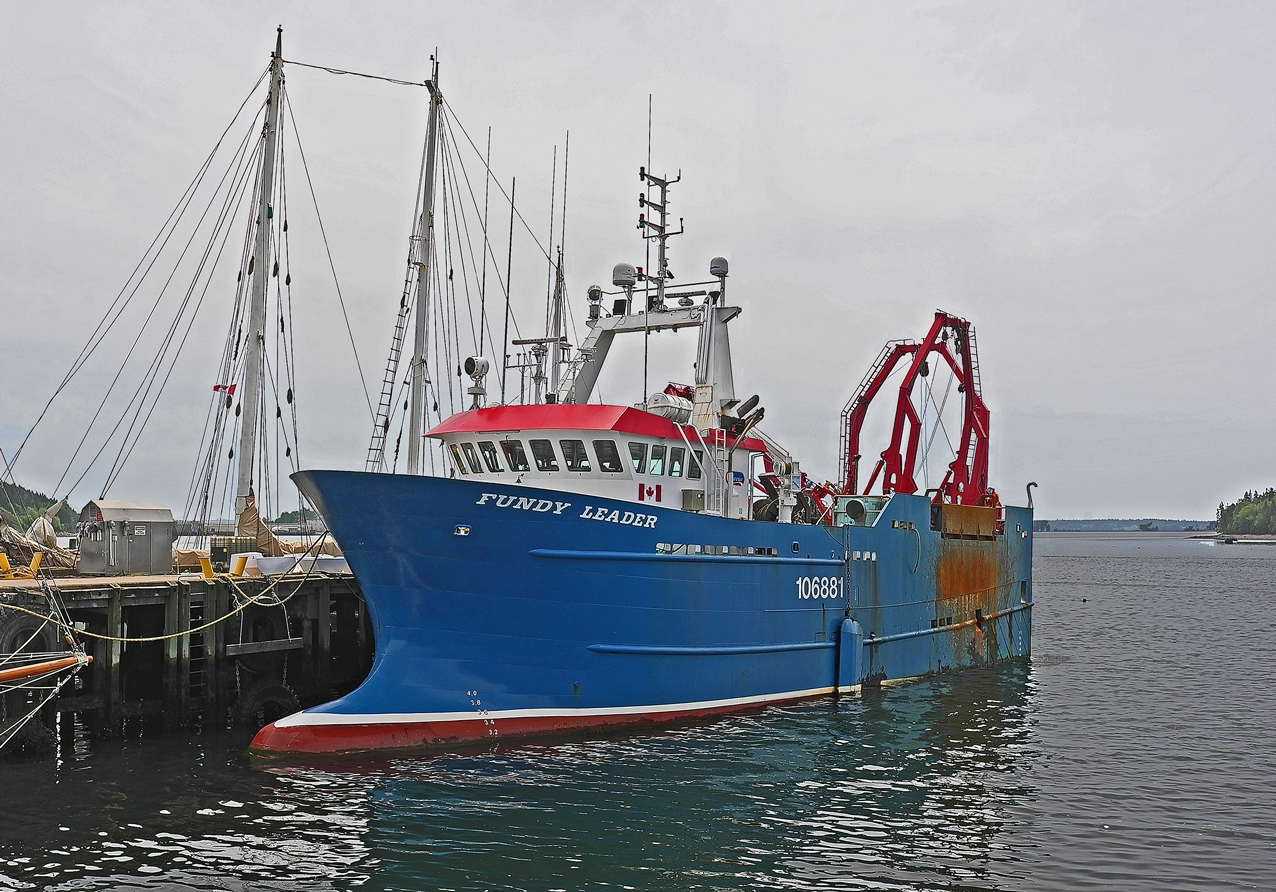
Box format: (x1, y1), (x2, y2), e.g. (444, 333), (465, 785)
(548, 249), (564, 397)
(638, 165), (682, 405)
(406, 55), (441, 474)
(235, 27), (284, 519)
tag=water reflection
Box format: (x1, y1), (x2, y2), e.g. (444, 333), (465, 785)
(750, 664), (1038, 891)
(308, 663), (1037, 892)
(0, 732), (378, 889)
(0, 665), (1043, 891)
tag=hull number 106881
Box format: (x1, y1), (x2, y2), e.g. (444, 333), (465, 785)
(797, 576), (844, 600)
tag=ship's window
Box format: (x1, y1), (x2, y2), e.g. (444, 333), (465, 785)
(529, 439), (560, 472)
(560, 439), (591, 472)
(477, 441), (504, 473)
(648, 444), (666, 476)
(593, 440), (623, 473)
(669, 446), (685, 478)
(628, 442), (648, 474)
(449, 444), (468, 475)
(688, 449), (704, 480)
(501, 439), (530, 472)
(461, 442), (483, 474)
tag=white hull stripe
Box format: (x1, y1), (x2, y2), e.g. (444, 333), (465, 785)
(275, 686), (836, 728)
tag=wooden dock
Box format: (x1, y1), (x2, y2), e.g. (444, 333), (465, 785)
(0, 572), (373, 744)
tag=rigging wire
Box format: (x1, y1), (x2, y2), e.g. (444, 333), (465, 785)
(438, 135), (479, 351)
(67, 126), (267, 500)
(283, 91), (376, 422)
(438, 112), (523, 345)
(126, 123), (264, 523)
(101, 146), (267, 499)
(280, 145), (302, 475)
(281, 58), (426, 88)
(443, 98), (551, 262)
(103, 108), (281, 498)
(2, 67), (271, 485)
(50, 110), (265, 498)
(186, 85), (289, 534)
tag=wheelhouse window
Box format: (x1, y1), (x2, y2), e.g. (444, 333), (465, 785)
(688, 449), (704, 480)
(593, 440), (623, 472)
(449, 444), (468, 475)
(648, 444), (666, 476)
(501, 439), (530, 472)
(628, 442), (648, 474)
(477, 441), (504, 473)
(529, 439), (560, 472)
(560, 439), (591, 472)
(461, 442), (483, 474)
(669, 446), (685, 477)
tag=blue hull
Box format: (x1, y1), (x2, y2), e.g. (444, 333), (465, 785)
(251, 471), (1032, 754)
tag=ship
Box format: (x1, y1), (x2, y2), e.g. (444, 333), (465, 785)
(250, 58), (1033, 757)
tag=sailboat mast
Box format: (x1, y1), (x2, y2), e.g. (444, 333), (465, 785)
(235, 27), (284, 519)
(406, 55), (441, 474)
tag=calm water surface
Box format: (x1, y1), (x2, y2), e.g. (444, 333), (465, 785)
(1, 532), (1272, 891)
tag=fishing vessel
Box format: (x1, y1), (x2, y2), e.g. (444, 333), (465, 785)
(249, 56), (1034, 756)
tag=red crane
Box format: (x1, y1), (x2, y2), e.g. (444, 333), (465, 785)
(838, 311), (990, 505)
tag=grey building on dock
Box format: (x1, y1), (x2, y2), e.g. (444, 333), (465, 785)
(78, 500), (176, 576)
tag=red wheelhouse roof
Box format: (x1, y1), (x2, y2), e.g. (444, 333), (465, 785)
(427, 403), (767, 452)
(428, 404), (683, 438)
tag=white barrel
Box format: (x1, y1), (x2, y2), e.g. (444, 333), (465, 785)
(646, 392), (693, 423)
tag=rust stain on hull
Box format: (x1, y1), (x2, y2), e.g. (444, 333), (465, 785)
(935, 504), (1011, 667)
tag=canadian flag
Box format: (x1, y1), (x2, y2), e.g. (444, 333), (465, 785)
(213, 384), (237, 395)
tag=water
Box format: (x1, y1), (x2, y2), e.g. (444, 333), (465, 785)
(1, 532), (1272, 891)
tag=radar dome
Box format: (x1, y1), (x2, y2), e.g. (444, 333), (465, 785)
(612, 263), (637, 287)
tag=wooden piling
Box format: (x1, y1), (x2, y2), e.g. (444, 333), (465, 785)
(1, 571), (373, 744)
(101, 589), (123, 738)
(317, 580), (332, 695)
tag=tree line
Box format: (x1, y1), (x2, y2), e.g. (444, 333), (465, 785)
(1217, 488), (1276, 535)
(0, 482), (78, 532)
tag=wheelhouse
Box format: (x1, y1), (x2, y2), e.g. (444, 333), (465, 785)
(428, 403), (766, 515)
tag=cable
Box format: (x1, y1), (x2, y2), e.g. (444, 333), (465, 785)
(3, 68), (271, 485)
(443, 98), (551, 261)
(283, 92), (376, 422)
(281, 58), (426, 88)
(52, 117), (265, 498)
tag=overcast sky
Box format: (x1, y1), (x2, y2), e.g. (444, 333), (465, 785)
(2, 1), (1273, 521)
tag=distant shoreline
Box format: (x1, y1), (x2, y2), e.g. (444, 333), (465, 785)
(1035, 518), (1214, 533)
(1036, 530), (1276, 544)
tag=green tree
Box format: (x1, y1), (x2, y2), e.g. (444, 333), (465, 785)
(273, 507), (318, 524)
(1217, 488), (1276, 535)
(0, 482), (77, 532)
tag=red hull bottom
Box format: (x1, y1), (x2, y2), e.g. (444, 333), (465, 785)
(249, 693), (830, 757)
